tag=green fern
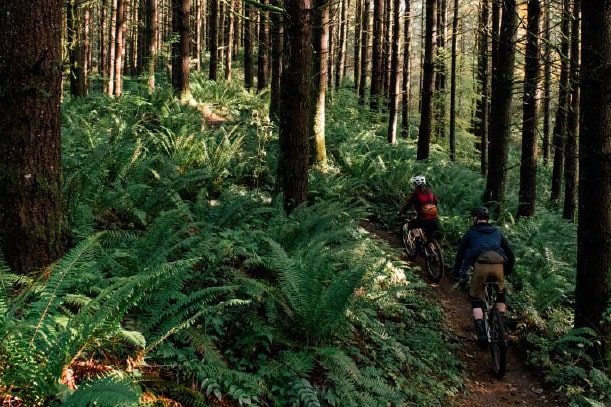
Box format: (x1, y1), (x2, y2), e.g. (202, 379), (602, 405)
(61, 373), (141, 407)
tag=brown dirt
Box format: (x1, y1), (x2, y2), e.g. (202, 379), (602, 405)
(360, 220), (567, 407)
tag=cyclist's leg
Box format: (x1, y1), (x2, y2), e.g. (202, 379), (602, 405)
(490, 265), (506, 313)
(470, 264), (488, 346)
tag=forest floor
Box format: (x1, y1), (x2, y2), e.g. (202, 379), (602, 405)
(360, 221), (568, 407)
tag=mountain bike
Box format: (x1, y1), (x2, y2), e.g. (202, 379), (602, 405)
(483, 280), (507, 378)
(400, 213), (444, 283)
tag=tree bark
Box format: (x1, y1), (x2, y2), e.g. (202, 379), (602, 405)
(209, 0), (219, 80)
(171, 0), (191, 100)
(417, 0), (437, 160)
(67, 1), (88, 97)
(401, 0), (412, 138)
(225, 0), (235, 81)
(473, 0), (490, 175)
(244, 1), (255, 89)
(354, 0), (362, 91)
(113, 0), (125, 96)
(278, 0), (312, 214)
(257, 0), (270, 91)
(484, 0), (517, 217)
(0, 0), (67, 274)
(370, 0), (385, 111)
(310, 0), (329, 168)
(387, 0), (402, 145)
(517, 0), (541, 219)
(542, 0), (551, 165)
(449, 0), (459, 160)
(550, 0), (571, 205)
(575, 0), (611, 368)
(269, 1), (283, 121)
(563, 0), (580, 221)
(434, 0), (447, 139)
(144, 0), (158, 93)
(335, 0), (348, 88)
(358, 0), (370, 104)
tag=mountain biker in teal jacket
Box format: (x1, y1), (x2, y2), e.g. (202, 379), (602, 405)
(453, 206), (515, 347)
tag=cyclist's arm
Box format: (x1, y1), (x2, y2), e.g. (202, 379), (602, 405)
(453, 233), (470, 276)
(501, 235), (515, 274)
(399, 193), (415, 214)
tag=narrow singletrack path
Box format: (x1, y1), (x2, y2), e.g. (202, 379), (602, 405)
(361, 220), (567, 406)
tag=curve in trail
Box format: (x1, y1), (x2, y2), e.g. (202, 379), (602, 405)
(360, 221), (567, 407)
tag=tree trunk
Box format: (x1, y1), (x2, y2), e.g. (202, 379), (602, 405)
(354, 0), (362, 91)
(100, 0), (109, 93)
(145, 0), (158, 93)
(483, 0), (517, 217)
(387, 0), (402, 145)
(563, 0), (580, 221)
(257, 0), (270, 91)
(370, 0), (385, 111)
(517, 0), (541, 219)
(171, 0), (191, 100)
(449, 0), (459, 160)
(335, 0), (348, 88)
(194, 0), (202, 71)
(0, 0), (67, 274)
(417, 0), (437, 160)
(108, 0), (117, 95)
(244, 2), (254, 89)
(358, 0), (370, 104)
(269, 2), (283, 122)
(434, 0), (447, 139)
(310, 0), (329, 168)
(67, 1), (88, 97)
(575, 0), (611, 369)
(209, 0), (219, 80)
(550, 0), (571, 205)
(401, 0), (412, 138)
(279, 0), (312, 214)
(225, 0), (235, 81)
(113, 0), (125, 96)
(473, 0), (489, 175)
(542, 0), (551, 165)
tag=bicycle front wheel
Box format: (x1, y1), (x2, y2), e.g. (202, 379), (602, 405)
(402, 224), (417, 259)
(424, 239), (444, 283)
(489, 309), (507, 378)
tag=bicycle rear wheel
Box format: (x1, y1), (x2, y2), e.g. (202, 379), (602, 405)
(424, 239), (444, 283)
(488, 309), (507, 378)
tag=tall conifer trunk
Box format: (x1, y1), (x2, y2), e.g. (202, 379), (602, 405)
(0, 0), (67, 274)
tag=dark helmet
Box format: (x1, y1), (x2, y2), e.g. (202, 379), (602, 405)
(471, 206), (489, 219)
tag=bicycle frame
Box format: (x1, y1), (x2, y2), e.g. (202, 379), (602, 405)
(400, 215), (444, 283)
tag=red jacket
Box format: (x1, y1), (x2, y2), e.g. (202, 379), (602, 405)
(400, 188), (439, 220)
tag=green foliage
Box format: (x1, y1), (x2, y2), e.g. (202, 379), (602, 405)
(6, 76), (601, 407)
(61, 374), (141, 407)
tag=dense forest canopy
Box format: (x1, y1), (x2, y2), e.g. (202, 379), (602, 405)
(0, 0), (609, 405)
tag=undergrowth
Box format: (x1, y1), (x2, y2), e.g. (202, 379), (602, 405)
(0, 78), (607, 406)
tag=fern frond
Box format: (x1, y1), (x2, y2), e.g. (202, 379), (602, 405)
(62, 372), (141, 407)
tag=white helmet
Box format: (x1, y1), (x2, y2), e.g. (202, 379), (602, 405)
(411, 175), (426, 186)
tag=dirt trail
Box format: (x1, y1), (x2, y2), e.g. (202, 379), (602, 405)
(361, 221), (567, 407)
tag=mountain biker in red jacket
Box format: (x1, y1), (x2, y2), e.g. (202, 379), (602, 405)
(398, 175), (441, 242)
(453, 206), (515, 347)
